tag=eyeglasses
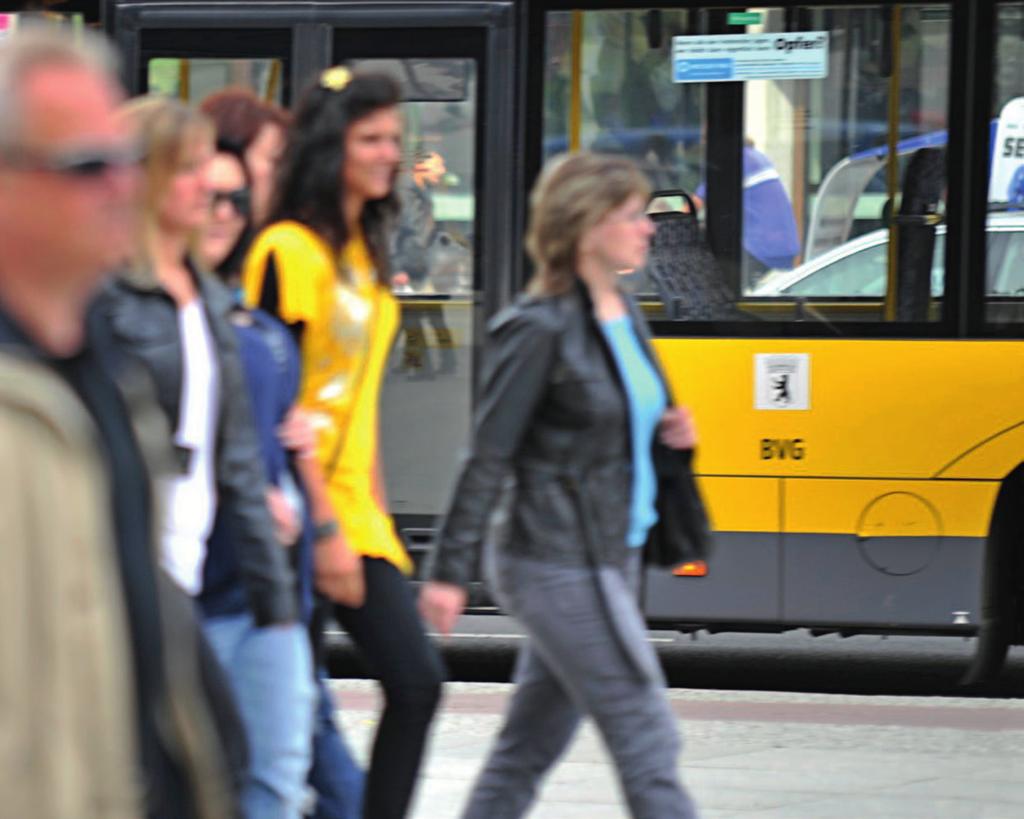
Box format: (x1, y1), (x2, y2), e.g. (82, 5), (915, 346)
(211, 187), (251, 217)
(604, 209), (653, 227)
(0, 143), (141, 179)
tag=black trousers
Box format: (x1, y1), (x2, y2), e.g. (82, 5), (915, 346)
(319, 557), (446, 819)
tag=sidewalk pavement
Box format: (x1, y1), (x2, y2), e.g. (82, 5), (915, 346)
(326, 680), (1024, 818)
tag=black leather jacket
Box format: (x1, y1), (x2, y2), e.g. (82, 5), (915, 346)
(97, 265), (297, 627)
(430, 284), (670, 588)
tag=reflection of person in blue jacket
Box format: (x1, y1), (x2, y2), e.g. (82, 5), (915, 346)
(1008, 164), (1024, 207)
(695, 139), (802, 281)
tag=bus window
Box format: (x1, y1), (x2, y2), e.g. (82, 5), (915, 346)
(352, 58), (477, 297)
(137, 25), (291, 104)
(987, 3), (1024, 331)
(147, 57), (284, 104)
(543, 5), (953, 327)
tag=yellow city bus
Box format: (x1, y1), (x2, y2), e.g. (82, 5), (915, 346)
(541, 2), (1024, 686)
(42, 0), (1024, 680)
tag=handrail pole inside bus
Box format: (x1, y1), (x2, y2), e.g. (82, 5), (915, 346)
(883, 5), (902, 322)
(178, 58), (190, 102)
(569, 10), (583, 152)
(266, 59), (281, 104)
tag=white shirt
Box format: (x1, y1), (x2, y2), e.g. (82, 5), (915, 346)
(160, 300), (220, 595)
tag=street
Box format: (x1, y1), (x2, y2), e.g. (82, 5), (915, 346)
(321, 617), (1024, 817)
(327, 674), (1024, 817)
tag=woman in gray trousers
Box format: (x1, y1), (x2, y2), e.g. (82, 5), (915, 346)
(419, 152), (700, 819)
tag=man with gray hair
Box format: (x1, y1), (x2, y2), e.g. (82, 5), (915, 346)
(0, 25), (238, 818)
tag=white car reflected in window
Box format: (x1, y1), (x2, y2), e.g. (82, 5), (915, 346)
(750, 214), (1024, 299)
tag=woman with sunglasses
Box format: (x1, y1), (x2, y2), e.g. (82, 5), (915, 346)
(243, 68), (445, 819)
(200, 140), (367, 819)
(200, 88), (290, 226)
(201, 142), (253, 289)
(198, 140), (311, 619)
(103, 96), (316, 819)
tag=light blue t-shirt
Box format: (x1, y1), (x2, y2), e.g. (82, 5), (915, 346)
(599, 316), (668, 547)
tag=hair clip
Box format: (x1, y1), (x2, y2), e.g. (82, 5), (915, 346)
(320, 65), (353, 92)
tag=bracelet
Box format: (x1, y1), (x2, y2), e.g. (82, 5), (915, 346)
(313, 520), (339, 542)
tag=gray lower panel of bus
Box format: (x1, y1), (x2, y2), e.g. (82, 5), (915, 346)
(643, 532), (983, 632)
(643, 532), (781, 623)
(783, 534), (983, 630)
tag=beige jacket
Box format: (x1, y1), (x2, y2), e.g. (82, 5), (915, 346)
(0, 352), (142, 818)
(0, 350), (237, 819)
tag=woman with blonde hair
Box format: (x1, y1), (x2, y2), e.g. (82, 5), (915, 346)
(101, 95), (314, 819)
(420, 152), (701, 819)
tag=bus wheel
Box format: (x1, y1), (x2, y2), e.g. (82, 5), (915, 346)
(961, 463), (1024, 687)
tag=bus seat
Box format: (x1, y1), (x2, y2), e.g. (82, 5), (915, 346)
(639, 194), (746, 321)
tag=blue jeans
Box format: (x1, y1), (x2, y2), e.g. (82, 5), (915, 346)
(204, 612), (316, 819)
(309, 674), (365, 819)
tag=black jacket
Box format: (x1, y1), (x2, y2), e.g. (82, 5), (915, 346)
(430, 283), (671, 588)
(98, 265), (297, 627)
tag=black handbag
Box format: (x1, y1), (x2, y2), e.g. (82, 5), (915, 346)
(644, 441), (713, 568)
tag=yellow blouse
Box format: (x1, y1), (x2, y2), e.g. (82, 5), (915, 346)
(242, 220), (411, 574)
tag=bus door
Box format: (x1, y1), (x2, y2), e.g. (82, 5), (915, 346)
(326, 8), (517, 585)
(104, 1), (519, 585)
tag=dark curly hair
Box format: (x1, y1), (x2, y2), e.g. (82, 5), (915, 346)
(268, 71), (401, 285)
